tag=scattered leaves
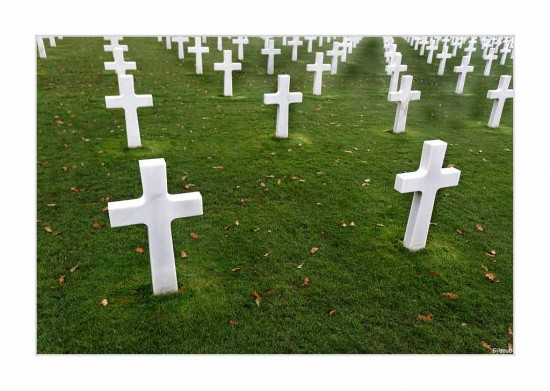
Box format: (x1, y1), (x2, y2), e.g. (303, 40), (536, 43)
(418, 313), (434, 322)
(481, 341), (492, 351)
(302, 277), (310, 288)
(252, 291), (262, 307)
(442, 292), (459, 300)
(328, 309), (337, 317)
(100, 299), (109, 307)
(190, 232), (199, 239)
(310, 247), (318, 254)
(54, 118), (64, 125)
(475, 224), (484, 232)
(180, 250), (188, 259)
(135, 247), (144, 254)
(241, 198), (251, 203)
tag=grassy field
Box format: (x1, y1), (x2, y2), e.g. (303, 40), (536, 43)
(37, 36), (513, 354)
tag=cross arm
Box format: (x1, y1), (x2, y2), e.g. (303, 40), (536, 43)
(167, 192), (203, 220)
(109, 197), (147, 227)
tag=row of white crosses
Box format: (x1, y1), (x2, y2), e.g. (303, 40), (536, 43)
(36, 36), (63, 58)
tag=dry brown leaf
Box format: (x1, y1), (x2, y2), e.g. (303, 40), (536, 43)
(461, 322), (468, 327)
(341, 221), (347, 227)
(252, 291), (262, 300)
(481, 341), (492, 351)
(328, 309), (337, 317)
(508, 327), (513, 337)
(184, 183), (195, 189)
(70, 263), (80, 273)
(135, 247), (144, 254)
(302, 277), (310, 288)
(100, 196), (110, 202)
(255, 298), (261, 307)
(54, 118), (64, 125)
(100, 299), (109, 307)
(92, 221), (102, 229)
(178, 286), (188, 293)
(180, 250), (188, 259)
(212, 166), (223, 170)
(350, 221), (356, 227)
(455, 229), (463, 234)
(442, 292), (459, 300)
(485, 250), (497, 257)
(310, 247), (319, 254)
(428, 270), (439, 276)
(418, 313), (434, 322)
(231, 267), (240, 272)
(235, 220), (240, 226)
(44, 226), (53, 233)
(508, 343), (513, 352)
(62, 166), (68, 172)
(229, 320), (239, 325)
(475, 224), (484, 232)
(241, 198), (251, 203)
(47, 203), (56, 207)
(102, 206), (109, 212)
(447, 163), (456, 168)
(190, 232), (199, 239)
(181, 175), (188, 181)
(480, 264), (489, 272)
(263, 251), (272, 257)
(485, 273), (499, 282)
(297, 263), (304, 269)
(376, 223), (385, 227)
(58, 275), (65, 284)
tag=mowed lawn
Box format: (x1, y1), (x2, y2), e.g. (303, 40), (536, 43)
(36, 36), (513, 354)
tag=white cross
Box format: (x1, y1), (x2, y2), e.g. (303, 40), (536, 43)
(105, 75), (153, 148)
(43, 36), (56, 47)
(487, 75), (514, 128)
(483, 47), (498, 76)
(171, 36), (190, 59)
(326, 41), (342, 75)
(450, 37), (461, 57)
(165, 36), (172, 50)
(260, 36), (273, 49)
(340, 37), (353, 60)
(264, 75), (303, 139)
(261, 39), (281, 75)
(202, 36), (207, 44)
(287, 36), (303, 62)
(108, 158), (203, 295)
(384, 43), (397, 64)
(419, 36), (429, 56)
(388, 75), (421, 133)
(213, 50), (242, 97)
(385, 52), (407, 93)
(188, 36), (210, 74)
(318, 36), (324, 47)
(436, 44), (452, 76)
(440, 36), (451, 47)
(426, 38), (438, 64)
(282, 36), (287, 46)
(306, 52), (331, 95)
(104, 36), (128, 52)
(464, 37), (477, 56)
(500, 41), (512, 65)
(453, 55), (474, 94)
(304, 36), (316, 53)
(217, 36), (224, 51)
(394, 140), (461, 251)
(157, 36), (163, 42)
(104, 47), (137, 75)
(232, 36), (249, 60)
(36, 36), (47, 58)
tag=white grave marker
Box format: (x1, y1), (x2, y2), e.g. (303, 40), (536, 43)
(261, 39), (281, 75)
(232, 36), (249, 61)
(385, 52), (407, 93)
(304, 36), (316, 53)
(165, 36), (172, 50)
(388, 75), (421, 133)
(287, 36), (303, 61)
(36, 36), (47, 58)
(318, 36), (324, 47)
(464, 37), (477, 56)
(486, 75), (514, 128)
(108, 158), (203, 295)
(172, 36), (190, 59)
(104, 36), (128, 52)
(426, 38), (438, 64)
(306, 52), (331, 95)
(213, 50), (242, 96)
(326, 41), (342, 75)
(436, 44), (451, 75)
(394, 140), (461, 251)
(483, 47), (498, 76)
(264, 75), (303, 138)
(500, 41), (511, 65)
(105, 75), (153, 148)
(104, 47), (136, 75)
(453, 55), (474, 94)
(188, 36), (210, 74)
(217, 36), (224, 51)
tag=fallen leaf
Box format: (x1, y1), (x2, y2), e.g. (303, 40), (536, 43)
(442, 292), (459, 300)
(297, 263), (304, 269)
(447, 163), (456, 168)
(481, 341), (492, 351)
(229, 320), (239, 325)
(428, 270), (439, 276)
(485, 273), (499, 282)
(328, 309), (337, 317)
(376, 223), (385, 227)
(418, 313), (434, 322)
(70, 263), (80, 273)
(100, 299), (109, 307)
(47, 203), (56, 207)
(81, 137), (90, 142)
(135, 247), (144, 254)
(178, 286), (188, 293)
(480, 264), (489, 272)
(277, 179), (282, 185)
(475, 224), (484, 232)
(102, 206), (109, 212)
(190, 232), (199, 239)
(212, 166), (223, 170)
(100, 196), (110, 202)
(302, 277), (310, 287)
(485, 250), (497, 257)
(54, 118), (64, 124)
(231, 267), (240, 272)
(235, 220), (240, 226)
(92, 221), (102, 229)
(263, 252), (271, 257)
(62, 166), (68, 172)
(252, 291), (262, 300)
(70, 186), (80, 193)
(255, 298), (261, 307)
(455, 229), (463, 234)
(44, 226), (53, 233)
(180, 250), (188, 259)
(184, 183), (195, 189)
(461, 322), (468, 327)
(241, 198), (251, 203)
(508, 327), (513, 337)
(341, 221), (347, 227)
(310, 247), (319, 254)
(58, 275), (65, 284)
(181, 175), (188, 181)
(508, 343), (513, 352)
(350, 221), (356, 227)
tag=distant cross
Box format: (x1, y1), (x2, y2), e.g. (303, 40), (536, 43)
(217, 36), (224, 51)
(419, 36), (429, 56)
(413, 36), (421, 51)
(260, 36), (273, 49)
(104, 47), (137, 75)
(165, 35), (172, 50)
(326, 36), (332, 43)
(338, 39), (348, 63)
(306, 52), (331, 95)
(104, 36), (128, 52)
(388, 75), (421, 133)
(263, 75), (303, 139)
(213, 50), (242, 96)
(304, 36), (316, 53)
(108, 158), (203, 295)
(282, 36), (287, 45)
(43, 36), (56, 47)
(287, 36), (304, 61)
(440, 36), (451, 48)
(426, 38), (438, 64)
(384, 43), (397, 64)
(171, 36), (190, 59)
(188, 36), (210, 74)
(232, 36), (249, 60)
(464, 37), (477, 56)
(453, 55), (474, 94)
(394, 140), (461, 251)
(157, 36), (163, 42)
(261, 39), (281, 75)
(326, 41), (342, 75)
(436, 44), (452, 75)
(318, 36), (324, 47)
(483, 47), (498, 76)
(450, 37), (461, 57)
(341, 36), (353, 58)
(486, 75), (514, 128)
(385, 52), (407, 93)
(36, 36), (47, 58)
(500, 41), (512, 65)
(202, 36), (207, 44)
(105, 75), (153, 148)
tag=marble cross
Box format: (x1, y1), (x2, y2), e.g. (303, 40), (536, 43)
(304, 36), (316, 53)
(287, 36), (303, 62)
(172, 36), (190, 59)
(385, 52), (408, 92)
(384, 43), (397, 64)
(104, 36), (128, 52)
(36, 36), (47, 58)
(282, 36), (287, 46)
(450, 37), (461, 57)
(261, 39), (281, 75)
(104, 47), (137, 75)
(306, 52), (331, 95)
(232, 36), (249, 60)
(213, 50), (242, 96)
(419, 36), (429, 56)
(108, 158), (203, 295)
(453, 55), (474, 94)
(157, 36), (163, 42)
(388, 75), (421, 133)
(436, 44), (452, 75)
(260, 36), (273, 49)
(165, 36), (172, 50)
(217, 36), (224, 51)
(188, 36), (210, 74)
(318, 36), (324, 47)
(500, 41), (512, 65)
(394, 140), (461, 251)
(487, 75), (514, 128)
(326, 41), (342, 75)
(463, 37), (477, 56)
(483, 47), (498, 76)
(105, 75), (153, 148)
(426, 38), (438, 64)
(264, 75), (303, 138)
(43, 36), (56, 47)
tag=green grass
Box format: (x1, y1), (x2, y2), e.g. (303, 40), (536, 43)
(37, 36), (513, 354)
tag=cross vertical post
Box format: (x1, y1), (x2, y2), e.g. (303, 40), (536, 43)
(264, 75), (303, 138)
